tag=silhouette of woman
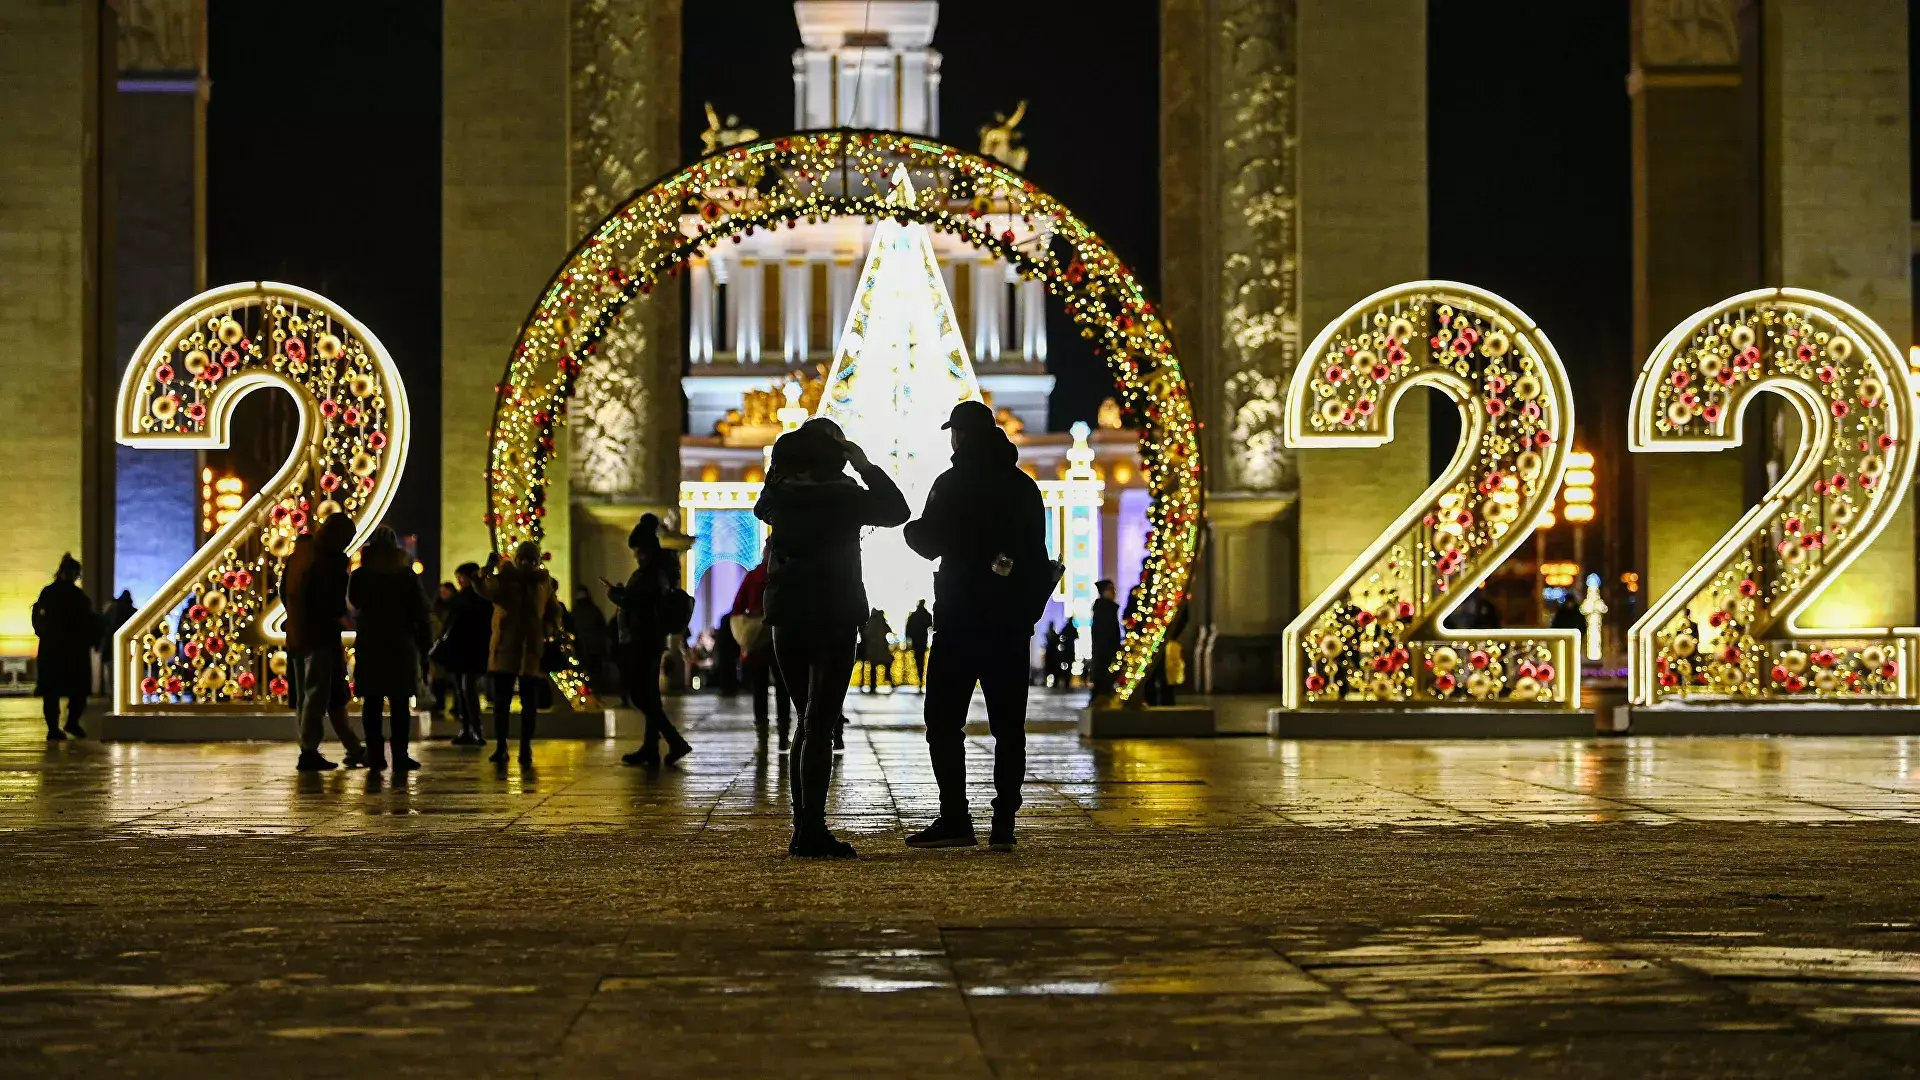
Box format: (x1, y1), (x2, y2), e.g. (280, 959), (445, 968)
(754, 419), (908, 858)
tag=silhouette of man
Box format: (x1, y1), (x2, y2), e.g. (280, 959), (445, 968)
(902, 400), (1049, 851)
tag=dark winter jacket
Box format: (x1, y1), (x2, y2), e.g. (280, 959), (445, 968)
(607, 547), (679, 650)
(904, 604), (932, 649)
(1091, 596), (1122, 659)
(33, 580), (96, 697)
(348, 551), (431, 700)
(903, 429), (1050, 633)
(754, 461), (910, 628)
(283, 534), (351, 653)
(436, 587), (494, 674)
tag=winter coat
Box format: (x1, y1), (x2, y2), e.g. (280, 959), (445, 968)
(607, 548), (678, 650)
(1091, 596), (1122, 659)
(32, 580), (96, 697)
(479, 560), (562, 676)
(903, 428), (1050, 633)
(348, 552), (431, 700)
(435, 588), (494, 674)
(729, 564), (774, 664)
(283, 536), (351, 653)
(754, 461), (909, 629)
(904, 605), (932, 649)
(861, 611), (893, 665)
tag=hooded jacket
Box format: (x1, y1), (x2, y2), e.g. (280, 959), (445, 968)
(903, 428), (1050, 633)
(754, 461), (909, 629)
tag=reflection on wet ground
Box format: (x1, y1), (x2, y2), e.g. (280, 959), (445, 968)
(5, 695), (1920, 836)
(7, 695), (1920, 1076)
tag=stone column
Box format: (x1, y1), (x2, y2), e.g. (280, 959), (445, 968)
(1764, 0), (1911, 627)
(112, 0), (205, 607)
(563, 0), (683, 601)
(1163, 0), (1425, 690)
(0, 1), (106, 655)
(1629, 0), (1760, 612)
(442, 0), (571, 584)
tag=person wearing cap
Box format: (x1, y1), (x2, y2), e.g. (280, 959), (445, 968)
(609, 513), (692, 768)
(902, 399), (1050, 852)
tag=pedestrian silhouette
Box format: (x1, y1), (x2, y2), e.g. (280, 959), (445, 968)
(33, 554), (96, 740)
(755, 418), (909, 858)
(903, 400), (1051, 852)
(729, 557), (790, 747)
(905, 599), (932, 690)
(1089, 579), (1121, 701)
(99, 589), (135, 704)
(611, 514), (693, 768)
(284, 514), (367, 771)
(349, 526), (431, 772)
(1059, 620), (1079, 687)
(431, 562), (493, 746)
(861, 607), (895, 694)
(571, 584), (612, 691)
(478, 541), (561, 765)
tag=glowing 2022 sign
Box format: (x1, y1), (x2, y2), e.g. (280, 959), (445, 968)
(1281, 282), (1579, 711)
(112, 284), (410, 713)
(1627, 289), (1918, 706)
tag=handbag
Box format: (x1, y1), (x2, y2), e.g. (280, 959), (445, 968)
(728, 612), (768, 656)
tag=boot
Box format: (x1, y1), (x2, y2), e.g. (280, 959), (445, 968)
(365, 739), (388, 771)
(392, 725), (418, 771)
(518, 712), (535, 765)
(489, 711), (510, 763)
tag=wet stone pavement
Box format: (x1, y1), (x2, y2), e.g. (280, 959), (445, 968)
(3, 693), (1920, 1077)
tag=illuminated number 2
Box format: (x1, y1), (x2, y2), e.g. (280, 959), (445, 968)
(1282, 282), (1579, 711)
(113, 283), (411, 712)
(1627, 289), (1917, 705)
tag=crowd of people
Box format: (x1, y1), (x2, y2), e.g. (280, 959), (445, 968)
(29, 398), (1162, 860)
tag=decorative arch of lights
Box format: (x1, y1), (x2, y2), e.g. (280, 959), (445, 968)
(488, 130), (1201, 705)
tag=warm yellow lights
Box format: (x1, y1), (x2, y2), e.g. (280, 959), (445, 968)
(1541, 560), (1580, 588)
(492, 130), (1199, 705)
(114, 283), (411, 713)
(1627, 288), (1917, 705)
(1562, 504), (1596, 523)
(1282, 281), (1579, 711)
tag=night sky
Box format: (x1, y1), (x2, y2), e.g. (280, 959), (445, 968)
(203, 0), (1647, 579)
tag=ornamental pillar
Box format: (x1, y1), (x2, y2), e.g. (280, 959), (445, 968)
(1763, 0), (1912, 626)
(0, 0), (108, 656)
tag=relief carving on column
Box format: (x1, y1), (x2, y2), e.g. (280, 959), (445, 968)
(569, 0), (681, 499)
(1640, 0), (1740, 66)
(116, 0), (201, 74)
(1216, 0), (1298, 492)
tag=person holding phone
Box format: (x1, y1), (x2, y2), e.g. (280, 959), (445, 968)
(754, 418), (908, 858)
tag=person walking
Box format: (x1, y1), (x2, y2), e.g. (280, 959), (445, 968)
(904, 599), (932, 690)
(32, 554), (96, 740)
(1088, 579), (1121, 702)
(1059, 620), (1079, 688)
(99, 589), (136, 703)
(284, 514), (368, 771)
(902, 400), (1050, 852)
(432, 563), (494, 745)
(755, 418), (909, 858)
(729, 558), (790, 748)
(611, 514), (693, 767)
(348, 527), (431, 771)
(860, 607), (894, 694)
(478, 542), (561, 765)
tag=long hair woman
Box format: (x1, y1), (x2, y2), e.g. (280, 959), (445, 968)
(754, 419), (908, 858)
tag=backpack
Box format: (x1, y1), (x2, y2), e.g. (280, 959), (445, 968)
(664, 585), (695, 637)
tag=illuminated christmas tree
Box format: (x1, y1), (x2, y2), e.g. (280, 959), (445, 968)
(817, 167), (983, 622)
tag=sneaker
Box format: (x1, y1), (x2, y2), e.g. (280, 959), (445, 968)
(790, 830), (858, 859)
(296, 751), (338, 772)
(449, 730), (476, 746)
(62, 722), (85, 739)
(664, 741), (692, 767)
(621, 747), (660, 767)
(906, 817), (978, 849)
(988, 815), (1016, 852)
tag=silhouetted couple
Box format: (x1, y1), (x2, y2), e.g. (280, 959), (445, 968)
(755, 402), (1049, 859)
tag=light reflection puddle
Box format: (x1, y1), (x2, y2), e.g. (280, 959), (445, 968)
(0, 982), (224, 999)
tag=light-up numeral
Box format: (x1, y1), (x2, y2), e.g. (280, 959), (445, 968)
(1282, 282), (1579, 711)
(113, 283), (411, 712)
(1627, 289), (1917, 705)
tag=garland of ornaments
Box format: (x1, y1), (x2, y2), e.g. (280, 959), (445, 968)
(1283, 283), (1579, 709)
(1629, 289), (1918, 704)
(115, 285), (408, 710)
(489, 129), (1202, 705)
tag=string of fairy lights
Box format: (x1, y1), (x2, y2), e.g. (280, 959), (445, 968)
(1629, 291), (1919, 705)
(489, 130), (1202, 705)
